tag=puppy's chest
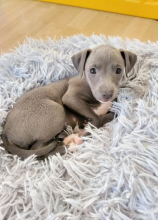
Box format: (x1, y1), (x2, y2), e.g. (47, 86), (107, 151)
(65, 102), (112, 128)
(91, 102), (112, 116)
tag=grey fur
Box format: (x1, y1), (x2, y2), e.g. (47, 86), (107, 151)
(2, 45), (137, 158)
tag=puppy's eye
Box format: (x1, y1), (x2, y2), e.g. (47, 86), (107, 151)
(116, 68), (122, 74)
(90, 68), (96, 74)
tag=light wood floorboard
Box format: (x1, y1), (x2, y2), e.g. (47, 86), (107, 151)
(0, 0), (158, 53)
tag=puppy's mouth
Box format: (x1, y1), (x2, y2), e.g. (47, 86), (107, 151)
(97, 98), (112, 103)
(92, 89), (116, 103)
(93, 93), (114, 103)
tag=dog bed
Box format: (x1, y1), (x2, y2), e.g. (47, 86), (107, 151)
(0, 35), (158, 220)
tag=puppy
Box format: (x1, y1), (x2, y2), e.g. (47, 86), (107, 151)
(2, 45), (137, 158)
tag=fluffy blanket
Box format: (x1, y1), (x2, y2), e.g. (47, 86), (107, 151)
(0, 35), (158, 220)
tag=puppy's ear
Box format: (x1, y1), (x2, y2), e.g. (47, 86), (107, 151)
(120, 50), (137, 77)
(71, 49), (91, 77)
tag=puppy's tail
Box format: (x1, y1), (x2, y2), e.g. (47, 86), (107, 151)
(2, 134), (59, 159)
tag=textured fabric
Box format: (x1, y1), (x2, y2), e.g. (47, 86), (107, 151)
(0, 35), (158, 220)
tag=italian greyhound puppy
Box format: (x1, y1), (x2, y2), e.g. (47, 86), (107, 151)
(2, 45), (137, 159)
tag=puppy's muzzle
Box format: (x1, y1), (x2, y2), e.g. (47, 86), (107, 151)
(102, 90), (113, 100)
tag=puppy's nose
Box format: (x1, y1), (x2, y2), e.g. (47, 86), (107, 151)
(102, 91), (113, 100)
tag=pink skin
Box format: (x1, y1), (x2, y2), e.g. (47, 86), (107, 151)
(63, 134), (83, 146)
(63, 133), (83, 153)
(63, 101), (112, 152)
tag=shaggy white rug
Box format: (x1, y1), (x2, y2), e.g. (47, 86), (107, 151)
(0, 34), (158, 220)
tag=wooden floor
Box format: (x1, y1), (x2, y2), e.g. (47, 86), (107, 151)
(0, 0), (158, 53)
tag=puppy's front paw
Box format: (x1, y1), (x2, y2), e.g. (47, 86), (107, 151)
(63, 134), (83, 153)
(68, 145), (78, 153)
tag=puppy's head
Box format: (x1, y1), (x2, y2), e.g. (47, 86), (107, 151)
(72, 45), (137, 103)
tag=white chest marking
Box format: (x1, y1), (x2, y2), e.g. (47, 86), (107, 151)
(92, 102), (112, 116)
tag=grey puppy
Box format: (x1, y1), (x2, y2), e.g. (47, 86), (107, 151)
(2, 45), (137, 159)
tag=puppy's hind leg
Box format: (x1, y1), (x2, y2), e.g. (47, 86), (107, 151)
(2, 134), (59, 159)
(38, 141), (67, 159)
